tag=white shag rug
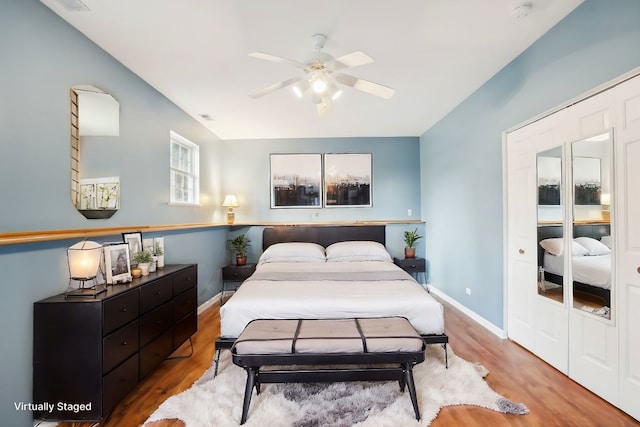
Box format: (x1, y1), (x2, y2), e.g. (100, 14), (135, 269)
(145, 345), (527, 427)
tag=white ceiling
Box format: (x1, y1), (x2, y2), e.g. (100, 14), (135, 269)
(41, 0), (583, 140)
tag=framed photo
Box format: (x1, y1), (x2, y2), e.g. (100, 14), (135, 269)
(324, 153), (372, 207)
(104, 243), (131, 284)
(77, 176), (119, 209)
(574, 157), (601, 205)
(537, 156), (561, 206)
(270, 154), (322, 208)
(122, 232), (143, 260)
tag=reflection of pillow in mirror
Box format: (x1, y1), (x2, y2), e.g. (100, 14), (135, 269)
(539, 238), (589, 256)
(600, 235), (612, 249)
(574, 237), (611, 256)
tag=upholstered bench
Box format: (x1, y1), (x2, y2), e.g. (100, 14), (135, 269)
(231, 317), (426, 424)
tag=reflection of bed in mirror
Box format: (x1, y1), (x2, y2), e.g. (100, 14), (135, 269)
(537, 224), (611, 307)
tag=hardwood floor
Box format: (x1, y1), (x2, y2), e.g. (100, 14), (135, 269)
(60, 298), (639, 427)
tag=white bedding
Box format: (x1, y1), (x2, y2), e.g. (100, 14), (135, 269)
(219, 261), (445, 337)
(543, 252), (611, 289)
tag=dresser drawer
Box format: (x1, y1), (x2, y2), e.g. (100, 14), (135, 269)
(174, 311), (197, 349)
(103, 290), (139, 336)
(103, 321), (139, 374)
(140, 329), (173, 379)
(173, 287), (197, 321)
(140, 276), (173, 314)
(103, 353), (139, 416)
(140, 301), (172, 347)
(173, 265), (197, 295)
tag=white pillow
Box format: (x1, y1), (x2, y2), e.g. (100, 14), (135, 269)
(539, 238), (589, 257)
(325, 241), (392, 262)
(574, 237), (611, 256)
(600, 235), (612, 249)
(258, 242), (326, 264)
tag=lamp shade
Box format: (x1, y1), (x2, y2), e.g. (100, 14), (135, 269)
(68, 240), (102, 280)
(222, 194), (239, 208)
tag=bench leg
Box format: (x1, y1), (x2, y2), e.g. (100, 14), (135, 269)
(443, 343), (448, 369)
(213, 349), (222, 377)
(403, 363), (421, 421)
(240, 368), (258, 425)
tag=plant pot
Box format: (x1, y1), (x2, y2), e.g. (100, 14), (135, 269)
(138, 262), (151, 276)
(236, 256), (247, 266)
(156, 254), (165, 269)
(404, 247), (416, 259)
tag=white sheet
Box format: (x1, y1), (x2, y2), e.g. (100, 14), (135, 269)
(543, 252), (611, 289)
(219, 261), (444, 337)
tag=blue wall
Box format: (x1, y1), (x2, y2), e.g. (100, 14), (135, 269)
(420, 0), (640, 328)
(0, 1), (229, 426)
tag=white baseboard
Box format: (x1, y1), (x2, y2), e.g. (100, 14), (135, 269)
(197, 293), (221, 314)
(428, 285), (507, 339)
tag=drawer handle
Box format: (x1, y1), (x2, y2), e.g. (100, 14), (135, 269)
(410, 264), (416, 268)
(155, 320), (162, 324)
(122, 341), (127, 346)
(518, 249), (525, 254)
(120, 308), (127, 312)
(156, 291), (162, 295)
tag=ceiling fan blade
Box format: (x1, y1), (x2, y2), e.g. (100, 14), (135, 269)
(249, 52), (306, 69)
(331, 51), (374, 70)
(249, 77), (301, 98)
(317, 96), (332, 117)
(335, 74), (395, 99)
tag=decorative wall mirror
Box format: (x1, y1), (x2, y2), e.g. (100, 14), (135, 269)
(70, 85), (120, 219)
(570, 131), (613, 319)
(536, 146), (564, 302)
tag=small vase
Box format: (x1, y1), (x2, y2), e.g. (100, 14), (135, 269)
(131, 267), (142, 279)
(156, 254), (165, 269)
(149, 256), (157, 273)
(139, 262), (150, 276)
(404, 247), (416, 259)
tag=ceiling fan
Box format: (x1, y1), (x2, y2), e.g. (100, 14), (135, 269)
(249, 34), (395, 116)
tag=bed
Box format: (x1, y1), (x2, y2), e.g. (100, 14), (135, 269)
(219, 225), (445, 339)
(537, 224), (611, 306)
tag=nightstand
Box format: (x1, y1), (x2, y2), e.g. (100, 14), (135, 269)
(393, 257), (427, 289)
(221, 263), (256, 304)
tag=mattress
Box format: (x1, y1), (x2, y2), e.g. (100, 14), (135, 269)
(219, 261), (445, 337)
(543, 252), (611, 289)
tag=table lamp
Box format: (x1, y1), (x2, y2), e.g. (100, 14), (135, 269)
(222, 194), (239, 224)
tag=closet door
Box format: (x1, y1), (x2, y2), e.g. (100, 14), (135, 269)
(566, 89), (618, 405)
(615, 75), (640, 420)
(506, 126), (537, 352)
(507, 112), (569, 373)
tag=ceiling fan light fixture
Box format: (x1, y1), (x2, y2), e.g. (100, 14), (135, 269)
(311, 78), (327, 94)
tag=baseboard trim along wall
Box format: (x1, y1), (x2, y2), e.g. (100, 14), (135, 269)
(427, 285), (507, 339)
(198, 293), (221, 315)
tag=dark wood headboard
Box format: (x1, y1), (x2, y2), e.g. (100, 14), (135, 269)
(262, 225), (386, 250)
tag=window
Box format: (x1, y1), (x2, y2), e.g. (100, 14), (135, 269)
(170, 131), (199, 205)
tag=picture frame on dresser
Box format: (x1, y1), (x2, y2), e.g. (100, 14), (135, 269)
(122, 231), (143, 259)
(104, 243), (131, 284)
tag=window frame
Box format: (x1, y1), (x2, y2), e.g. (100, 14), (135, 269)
(169, 130), (200, 206)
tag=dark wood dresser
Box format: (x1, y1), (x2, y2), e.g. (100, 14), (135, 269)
(33, 264), (197, 422)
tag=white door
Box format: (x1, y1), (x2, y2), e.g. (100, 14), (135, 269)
(615, 74), (640, 420)
(566, 89), (619, 405)
(506, 113), (569, 373)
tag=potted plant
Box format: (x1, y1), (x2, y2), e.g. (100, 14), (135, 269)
(133, 250), (153, 276)
(229, 234), (250, 266)
(403, 228), (422, 259)
(152, 242), (164, 269)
